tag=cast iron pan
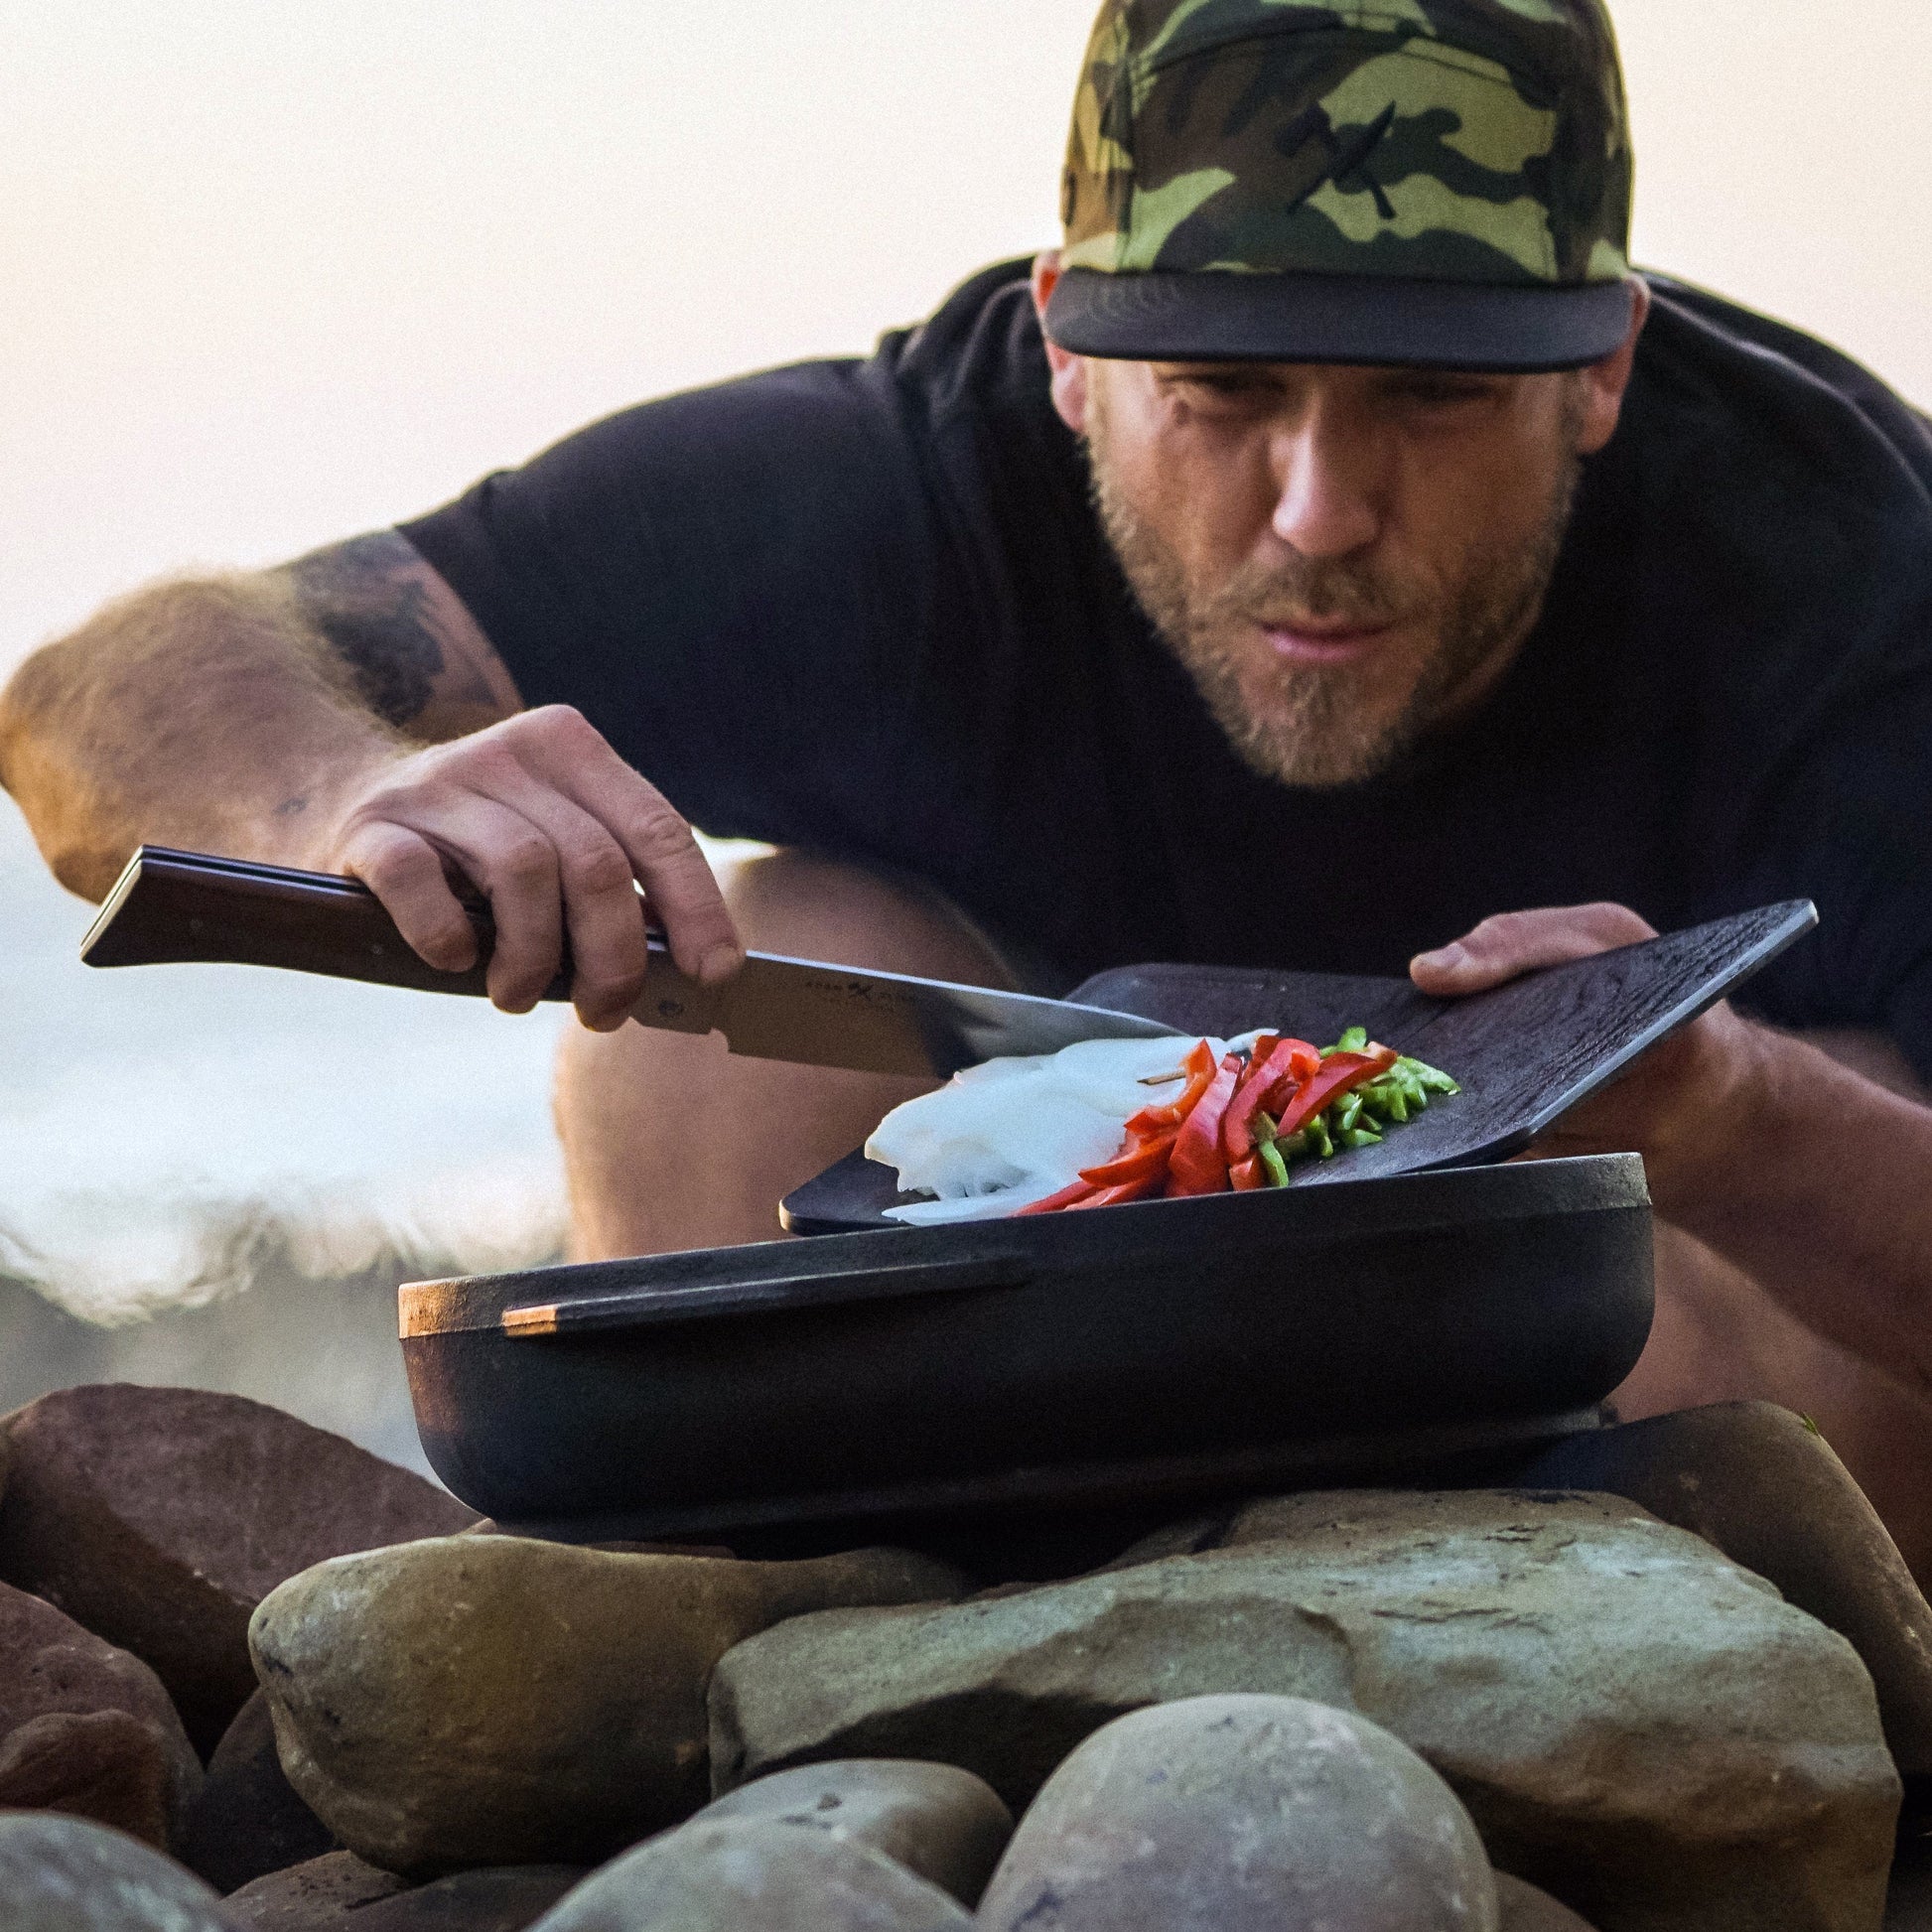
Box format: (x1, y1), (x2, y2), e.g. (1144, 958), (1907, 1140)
(780, 901), (1818, 1234)
(401, 1153), (1655, 1555)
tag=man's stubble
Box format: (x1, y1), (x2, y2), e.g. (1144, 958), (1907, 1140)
(1085, 386), (1585, 789)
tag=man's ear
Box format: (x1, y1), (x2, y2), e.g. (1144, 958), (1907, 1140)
(1576, 276), (1651, 456)
(1032, 251), (1091, 437)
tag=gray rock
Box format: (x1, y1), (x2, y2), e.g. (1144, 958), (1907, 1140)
(1517, 1402), (1932, 1776)
(713, 1490), (1898, 1932)
(1494, 1874), (1598, 1931)
(178, 1690), (338, 1893)
(223, 1851), (408, 1927)
(251, 1535), (965, 1875)
(527, 1820), (968, 1930)
(0, 1812), (234, 1931)
(0, 1577), (203, 1852)
(693, 1759), (1010, 1905)
(978, 1695), (1496, 1931)
(0, 1384), (477, 1752)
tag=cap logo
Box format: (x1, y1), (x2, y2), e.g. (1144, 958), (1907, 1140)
(1278, 100), (1400, 221)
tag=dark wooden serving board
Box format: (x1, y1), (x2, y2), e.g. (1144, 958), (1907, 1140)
(780, 900), (1817, 1234)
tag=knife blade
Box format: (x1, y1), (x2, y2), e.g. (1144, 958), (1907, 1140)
(79, 845), (1182, 1079)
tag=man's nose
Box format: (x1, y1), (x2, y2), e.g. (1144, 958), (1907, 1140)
(1267, 416), (1384, 559)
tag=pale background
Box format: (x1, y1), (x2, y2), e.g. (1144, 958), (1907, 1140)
(3, 0), (1929, 1323)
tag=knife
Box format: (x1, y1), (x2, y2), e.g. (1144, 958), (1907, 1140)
(78, 846), (1182, 1079)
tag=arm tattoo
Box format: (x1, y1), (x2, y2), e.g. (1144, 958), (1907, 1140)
(282, 530), (449, 728)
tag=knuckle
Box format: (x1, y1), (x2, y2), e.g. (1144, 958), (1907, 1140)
(627, 804), (698, 870)
(565, 840), (637, 898)
(494, 835), (557, 892)
(519, 703), (594, 749)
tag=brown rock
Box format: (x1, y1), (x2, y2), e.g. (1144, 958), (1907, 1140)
(978, 1696), (1497, 1931)
(1494, 1873), (1599, 1931)
(0, 1384), (477, 1752)
(0, 1576), (202, 1851)
(1517, 1402), (1932, 1776)
(223, 1853), (585, 1931)
(250, 1535), (966, 1874)
(525, 1820), (968, 1930)
(693, 1759), (1011, 1905)
(351, 1867), (587, 1930)
(0, 1811), (233, 1931)
(178, 1689), (339, 1894)
(224, 1850), (409, 1927)
(713, 1491), (1898, 1932)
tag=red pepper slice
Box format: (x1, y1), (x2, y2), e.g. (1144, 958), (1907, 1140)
(1016, 1178), (1099, 1216)
(1166, 1053), (1243, 1195)
(1079, 1131), (1178, 1189)
(1126, 1039), (1217, 1139)
(1272, 1045), (1399, 1142)
(1228, 1154), (1265, 1191)
(1223, 1037), (1321, 1161)
(1067, 1171), (1164, 1209)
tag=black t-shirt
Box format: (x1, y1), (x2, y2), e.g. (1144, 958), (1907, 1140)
(402, 260), (1932, 1079)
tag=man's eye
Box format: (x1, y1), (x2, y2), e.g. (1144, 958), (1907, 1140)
(1168, 373), (1270, 407)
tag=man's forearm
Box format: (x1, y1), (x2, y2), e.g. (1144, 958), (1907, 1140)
(0, 572), (399, 899)
(1655, 1026), (1932, 1397)
(0, 532), (518, 901)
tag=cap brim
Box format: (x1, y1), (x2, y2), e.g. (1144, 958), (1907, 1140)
(1045, 268), (1637, 373)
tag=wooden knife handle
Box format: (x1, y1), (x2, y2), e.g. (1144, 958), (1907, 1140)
(80, 845), (576, 1001)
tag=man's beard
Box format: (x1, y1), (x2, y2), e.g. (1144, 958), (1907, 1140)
(1087, 404), (1584, 789)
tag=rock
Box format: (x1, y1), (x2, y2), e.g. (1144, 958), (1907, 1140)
(223, 1854), (585, 1931)
(223, 1851), (408, 1927)
(526, 1820), (968, 1930)
(349, 1867), (587, 1930)
(977, 1695), (1497, 1931)
(712, 1490), (1899, 1932)
(1494, 1873), (1599, 1930)
(0, 1577), (202, 1851)
(251, 1536), (966, 1875)
(1517, 1402), (1932, 1776)
(178, 1690), (338, 1893)
(0, 1384), (477, 1753)
(0, 1811), (233, 1931)
(692, 1759), (1011, 1905)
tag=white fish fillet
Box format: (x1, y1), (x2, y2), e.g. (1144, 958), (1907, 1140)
(868, 1033), (1265, 1226)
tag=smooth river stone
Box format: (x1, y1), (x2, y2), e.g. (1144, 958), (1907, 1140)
(250, 1535), (965, 1874)
(0, 1383), (477, 1753)
(1516, 1401), (1932, 1776)
(977, 1694), (1497, 1931)
(0, 1812), (233, 1932)
(526, 1820), (969, 1931)
(711, 1489), (1899, 1932)
(692, 1758), (1012, 1905)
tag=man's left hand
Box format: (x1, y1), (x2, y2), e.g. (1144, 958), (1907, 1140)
(1409, 902), (1760, 1209)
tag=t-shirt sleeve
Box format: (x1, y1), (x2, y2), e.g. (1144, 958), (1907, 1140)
(1708, 621), (1932, 1084)
(398, 356), (938, 854)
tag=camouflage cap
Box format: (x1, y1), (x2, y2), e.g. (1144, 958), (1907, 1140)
(1046, 0), (1637, 370)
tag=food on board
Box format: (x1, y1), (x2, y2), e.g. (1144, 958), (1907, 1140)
(869, 1029), (1458, 1224)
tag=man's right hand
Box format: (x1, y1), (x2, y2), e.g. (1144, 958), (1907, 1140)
(317, 705), (745, 1031)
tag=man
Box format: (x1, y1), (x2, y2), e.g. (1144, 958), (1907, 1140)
(6, 3), (1932, 1565)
